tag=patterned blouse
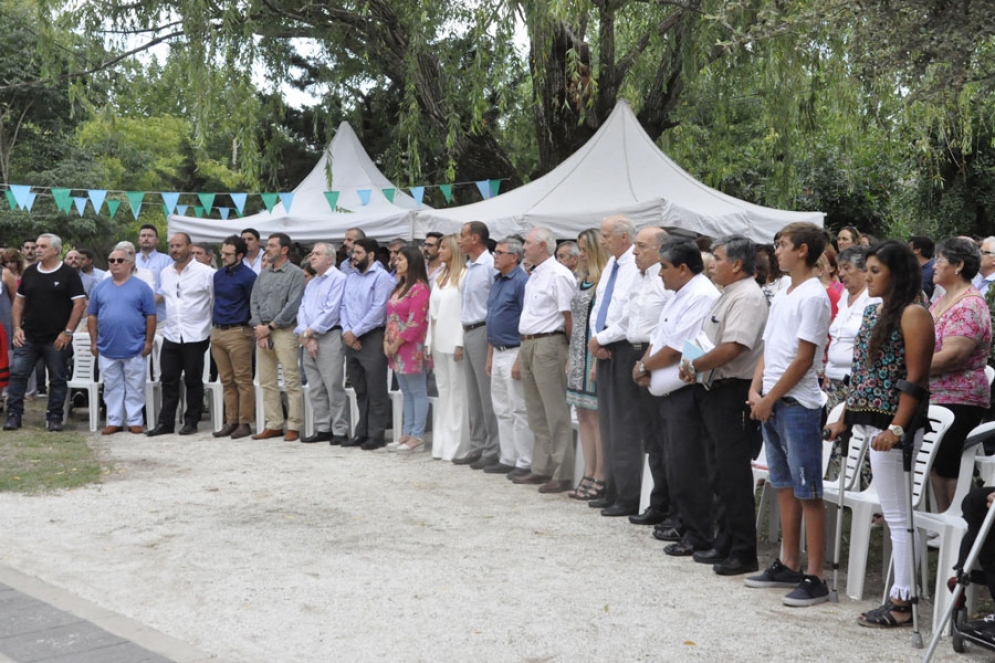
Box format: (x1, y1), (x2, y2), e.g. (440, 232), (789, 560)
(385, 281), (431, 375)
(929, 288), (992, 408)
(845, 304), (908, 430)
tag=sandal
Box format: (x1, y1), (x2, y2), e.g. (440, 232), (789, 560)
(568, 476), (594, 499)
(577, 478), (606, 501)
(857, 600), (912, 628)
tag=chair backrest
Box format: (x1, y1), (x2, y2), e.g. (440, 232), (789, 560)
(986, 364), (995, 387)
(910, 405), (956, 508)
(71, 333), (98, 382)
(820, 402), (846, 479)
(839, 427), (869, 492)
(147, 336), (163, 381)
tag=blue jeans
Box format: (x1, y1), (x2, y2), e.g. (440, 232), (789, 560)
(396, 370), (429, 438)
(762, 399), (824, 499)
(7, 338), (71, 419)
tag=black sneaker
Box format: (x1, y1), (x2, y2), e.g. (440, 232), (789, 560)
(3, 413), (21, 430)
(47, 417), (64, 432)
(782, 575), (829, 607)
(744, 559), (804, 589)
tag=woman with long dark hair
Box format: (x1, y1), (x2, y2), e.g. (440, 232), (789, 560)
(384, 244), (432, 453)
(826, 239), (934, 627)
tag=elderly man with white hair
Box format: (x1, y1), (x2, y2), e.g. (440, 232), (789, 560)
(511, 227), (577, 493)
(104, 241), (156, 294)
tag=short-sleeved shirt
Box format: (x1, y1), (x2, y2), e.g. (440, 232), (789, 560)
(88, 277), (156, 358)
(826, 288), (880, 380)
(761, 276), (832, 409)
(486, 268), (528, 347)
(703, 276), (768, 380)
(930, 289), (992, 408)
(17, 262), (85, 344)
(519, 258), (576, 335)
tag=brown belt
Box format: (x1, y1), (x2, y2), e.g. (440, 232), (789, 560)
(520, 331), (565, 341)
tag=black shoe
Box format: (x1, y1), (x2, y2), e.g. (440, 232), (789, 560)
(301, 431), (333, 443)
(360, 438), (385, 450)
(146, 424), (175, 437)
(341, 436), (367, 448)
(692, 548), (728, 565)
(213, 424), (238, 438)
(452, 450), (483, 466)
(46, 417), (64, 432)
(483, 462), (515, 474)
(664, 542), (705, 557)
(713, 557), (760, 576)
(3, 413), (21, 431)
(178, 424), (198, 436)
(588, 497), (613, 509)
(601, 504), (638, 517)
(329, 435), (349, 446)
(628, 508), (668, 526)
(469, 455), (498, 470)
(653, 526), (685, 542)
(506, 467), (531, 480)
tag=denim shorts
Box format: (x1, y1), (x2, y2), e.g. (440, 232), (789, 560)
(762, 398), (824, 500)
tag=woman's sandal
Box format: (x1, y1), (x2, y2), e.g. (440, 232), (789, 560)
(577, 479), (606, 501)
(857, 600), (913, 628)
(568, 476), (594, 499)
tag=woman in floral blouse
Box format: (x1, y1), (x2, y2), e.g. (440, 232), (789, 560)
(928, 237), (993, 513)
(384, 244), (431, 453)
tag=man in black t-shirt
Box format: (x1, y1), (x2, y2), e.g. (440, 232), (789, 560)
(4, 234), (85, 431)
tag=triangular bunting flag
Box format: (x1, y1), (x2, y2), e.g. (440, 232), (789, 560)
(475, 180), (490, 200)
(25, 192), (36, 211)
(161, 192), (180, 215)
(4, 189), (15, 211)
(107, 199), (121, 218)
(489, 179), (501, 198)
(219, 207), (231, 221)
(73, 196), (87, 216)
(279, 192), (294, 213)
(230, 193), (247, 215)
(439, 184), (453, 204)
(197, 193), (215, 213)
(324, 191), (340, 211)
(382, 188), (396, 203)
(410, 186), (425, 208)
(162, 204), (170, 217)
(52, 188), (72, 214)
(260, 193), (279, 212)
(357, 189), (371, 206)
(9, 184), (30, 210)
(176, 204), (188, 216)
(126, 191), (145, 219)
(194, 206), (204, 218)
(87, 189), (107, 214)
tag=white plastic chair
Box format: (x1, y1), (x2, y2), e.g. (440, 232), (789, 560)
(200, 346), (224, 433)
(144, 336), (163, 426)
(64, 333), (102, 431)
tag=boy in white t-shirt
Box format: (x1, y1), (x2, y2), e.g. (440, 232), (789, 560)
(745, 222), (832, 607)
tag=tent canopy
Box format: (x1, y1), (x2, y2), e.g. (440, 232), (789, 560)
(169, 122), (424, 243)
(413, 100), (822, 243)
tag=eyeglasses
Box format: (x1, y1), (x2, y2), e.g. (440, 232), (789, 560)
(493, 250), (512, 256)
(107, 258), (127, 264)
(982, 251), (995, 257)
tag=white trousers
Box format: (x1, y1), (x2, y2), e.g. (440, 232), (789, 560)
(100, 354), (147, 427)
(431, 352), (469, 461)
(863, 424), (923, 601)
(490, 347), (533, 469)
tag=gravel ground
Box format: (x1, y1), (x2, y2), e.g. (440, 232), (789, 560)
(0, 429), (972, 662)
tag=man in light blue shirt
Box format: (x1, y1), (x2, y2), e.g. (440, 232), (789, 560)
(340, 238), (394, 449)
(973, 236), (995, 298)
(137, 223), (173, 320)
(296, 242), (349, 445)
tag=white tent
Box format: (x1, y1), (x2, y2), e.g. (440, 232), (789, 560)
(168, 122), (425, 243)
(413, 100), (822, 242)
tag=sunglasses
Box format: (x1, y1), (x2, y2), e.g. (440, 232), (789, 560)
(108, 258), (127, 264)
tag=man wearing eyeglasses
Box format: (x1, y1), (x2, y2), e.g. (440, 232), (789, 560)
(87, 249), (156, 435)
(973, 237), (995, 298)
(147, 233), (215, 437)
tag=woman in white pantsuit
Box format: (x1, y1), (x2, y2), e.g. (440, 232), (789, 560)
(427, 234), (470, 460)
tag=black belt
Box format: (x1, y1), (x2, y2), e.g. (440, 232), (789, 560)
(330, 325), (342, 331)
(463, 322), (485, 331)
(494, 344), (519, 352)
(213, 323), (249, 330)
(709, 377), (748, 391)
(521, 331), (565, 341)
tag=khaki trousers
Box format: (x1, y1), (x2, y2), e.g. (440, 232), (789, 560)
(257, 327), (304, 431)
(210, 326), (256, 425)
(519, 334), (574, 481)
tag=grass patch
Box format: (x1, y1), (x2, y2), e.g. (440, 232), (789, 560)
(0, 428), (103, 493)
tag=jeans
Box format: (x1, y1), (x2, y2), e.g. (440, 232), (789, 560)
(6, 338), (71, 419)
(762, 399), (824, 499)
(396, 370), (429, 438)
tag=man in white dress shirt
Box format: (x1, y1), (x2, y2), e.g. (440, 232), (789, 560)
(147, 233), (215, 436)
(512, 227), (577, 493)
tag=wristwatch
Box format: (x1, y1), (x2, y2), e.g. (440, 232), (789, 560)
(888, 424), (905, 438)
(638, 361), (647, 374)
(267, 322), (275, 331)
(63, 329), (73, 336)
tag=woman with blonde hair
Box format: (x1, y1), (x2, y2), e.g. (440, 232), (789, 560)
(566, 228), (609, 499)
(426, 234), (470, 460)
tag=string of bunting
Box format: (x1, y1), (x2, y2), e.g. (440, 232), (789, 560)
(1, 178), (505, 220)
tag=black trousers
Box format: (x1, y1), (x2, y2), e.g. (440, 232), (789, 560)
(158, 338), (209, 428)
(700, 380), (759, 560)
(346, 327), (389, 442)
(645, 393), (673, 517)
(957, 486), (995, 598)
(661, 386), (713, 549)
(597, 342), (647, 509)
